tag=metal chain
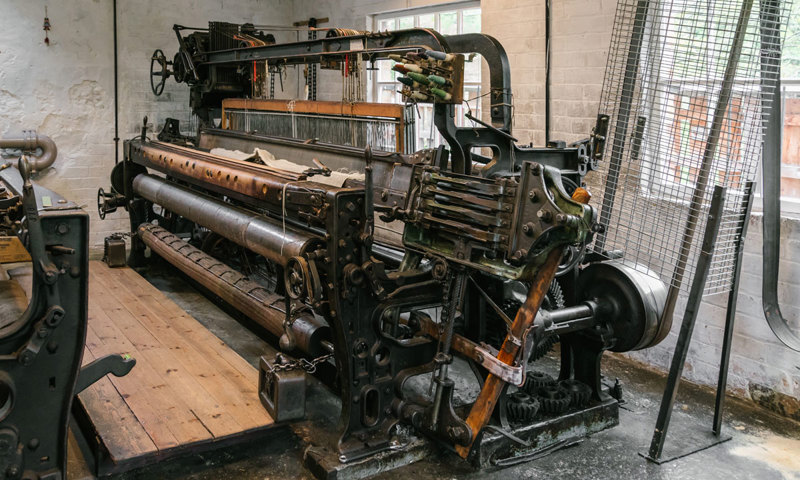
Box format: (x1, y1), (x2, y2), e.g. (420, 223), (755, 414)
(267, 353), (333, 375)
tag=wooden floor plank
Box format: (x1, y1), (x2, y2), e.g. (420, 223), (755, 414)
(76, 261), (274, 471)
(97, 265), (261, 401)
(91, 267), (263, 433)
(77, 348), (158, 460)
(87, 272), (216, 446)
(84, 311), (184, 449)
(113, 267), (268, 396)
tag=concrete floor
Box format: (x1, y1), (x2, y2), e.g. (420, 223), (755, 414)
(72, 260), (800, 480)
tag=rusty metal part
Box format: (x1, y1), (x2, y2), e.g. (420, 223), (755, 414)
(455, 248), (563, 457)
(0, 131), (58, 172)
(138, 223), (330, 356)
(416, 315), (525, 385)
(133, 174), (321, 266)
(128, 139), (335, 208)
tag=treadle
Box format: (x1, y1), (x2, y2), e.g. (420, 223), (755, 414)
(472, 397), (619, 467)
(72, 261), (280, 476)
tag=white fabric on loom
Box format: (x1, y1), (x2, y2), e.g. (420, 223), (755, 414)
(209, 147), (364, 188)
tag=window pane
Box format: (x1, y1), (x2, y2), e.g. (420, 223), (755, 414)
(378, 84), (399, 104)
(464, 54), (481, 83)
(417, 13), (435, 29)
(781, 2), (800, 78)
(377, 59), (396, 83)
(464, 85), (481, 113)
(438, 12), (457, 35)
(462, 8), (481, 33)
(397, 16), (414, 29)
(378, 18), (395, 31)
(782, 87), (800, 197)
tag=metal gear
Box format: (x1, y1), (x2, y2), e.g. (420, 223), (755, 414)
(523, 371), (556, 394)
(558, 379), (592, 407)
(534, 384), (572, 414)
(506, 391), (540, 423)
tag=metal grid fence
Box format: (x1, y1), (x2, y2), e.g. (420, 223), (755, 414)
(592, 0), (791, 295)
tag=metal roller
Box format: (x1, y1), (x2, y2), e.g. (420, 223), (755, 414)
(133, 174), (321, 266)
(138, 223), (330, 356)
(577, 261), (667, 352)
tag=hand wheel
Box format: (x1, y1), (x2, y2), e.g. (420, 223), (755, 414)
(150, 49), (172, 96)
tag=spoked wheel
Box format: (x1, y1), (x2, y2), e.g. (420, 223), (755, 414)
(150, 49), (172, 96)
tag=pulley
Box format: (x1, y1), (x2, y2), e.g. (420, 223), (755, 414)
(577, 261), (667, 352)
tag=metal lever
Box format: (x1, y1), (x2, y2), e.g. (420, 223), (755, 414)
(75, 354), (136, 393)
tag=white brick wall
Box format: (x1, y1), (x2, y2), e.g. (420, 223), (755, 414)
(0, 0), (295, 251)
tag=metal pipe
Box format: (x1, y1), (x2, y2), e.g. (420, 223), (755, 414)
(133, 174), (321, 266)
(657, 0), (754, 346)
(113, 0), (120, 165)
(0, 131), (58, 172)
(760, 0), (800, 352)
(138, 223), (330, 356)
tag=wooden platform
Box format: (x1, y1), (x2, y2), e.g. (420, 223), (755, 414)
(75, 261), (276, 475)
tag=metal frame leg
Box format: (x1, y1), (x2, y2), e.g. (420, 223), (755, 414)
(643, 186), (727, 462)
(713, 181), (755, 434)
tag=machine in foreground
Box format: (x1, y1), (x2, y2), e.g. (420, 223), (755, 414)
(98, 23), (668, 470)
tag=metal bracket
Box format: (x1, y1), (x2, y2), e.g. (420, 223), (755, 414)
(76, 354), (136, 393)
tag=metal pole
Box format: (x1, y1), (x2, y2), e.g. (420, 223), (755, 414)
(656, 0), (754, 345)
(759, 0), (800, 351)
(713, 181), (755, 435)
(113, 0), (119, 164)
(646, 186), (726, 461)
(545, 0), (551, 144)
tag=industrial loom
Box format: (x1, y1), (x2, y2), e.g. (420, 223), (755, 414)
(93, 4), (793, 473)
(95, 22), (666, 469)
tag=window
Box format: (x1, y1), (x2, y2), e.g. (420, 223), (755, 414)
(371, 2), (482, 150)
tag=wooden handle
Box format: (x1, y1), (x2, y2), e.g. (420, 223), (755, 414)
(455, 248), (563, 458)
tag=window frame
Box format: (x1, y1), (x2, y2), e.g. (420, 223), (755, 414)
(368, 1), (482, 150)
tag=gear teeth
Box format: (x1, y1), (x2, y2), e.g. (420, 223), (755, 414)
(534, 385), (571, 414)
(558, 379), (592, 407)
(506, 391), (540, 423)
(529, 334), (559, 363)
(523, 371), (556, 394)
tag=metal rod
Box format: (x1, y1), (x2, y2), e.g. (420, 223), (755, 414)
(545, 0), (551, 144)
(133, 174), (319, 266)
(646, 185), (726, 461)
(595, 0), (651, 251)
(713, 181), (755, 435)
(113, 0), (119, 165)
(656, 0), (755, 346)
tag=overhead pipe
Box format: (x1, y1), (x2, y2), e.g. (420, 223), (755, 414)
(0, 131), (58, 172)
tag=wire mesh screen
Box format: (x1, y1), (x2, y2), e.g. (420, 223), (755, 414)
(592, 0), (791, 295)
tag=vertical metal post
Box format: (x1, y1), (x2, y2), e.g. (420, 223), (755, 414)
(656, 0), (754, 345)
(595, 0), (651, 251)
(760, 0), (800, 351)
(646, 185), (726, 461)
(712, 181), (755, 435)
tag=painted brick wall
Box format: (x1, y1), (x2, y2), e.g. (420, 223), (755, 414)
(0, 0), (295, 251)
